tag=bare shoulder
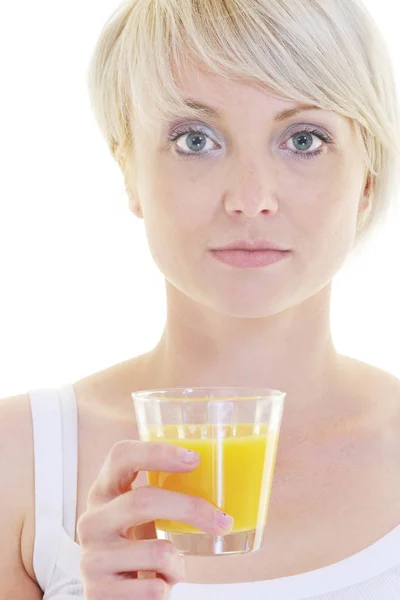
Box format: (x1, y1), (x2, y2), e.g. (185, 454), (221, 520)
(341, 354), (400, 452)
(0, 357), (145, 595)
(73, 352), (150, 416)
(0, 392), (35, 527)
(342, 354), (400, 402)
(0, 392), (42, 596)
(353, 355), (400, 389)
(346, 355), (400, 514)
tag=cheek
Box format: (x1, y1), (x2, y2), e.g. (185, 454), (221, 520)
(290, 164), (360, 244)
(148, 166), (216, 236)
(140, 168), (214, 276)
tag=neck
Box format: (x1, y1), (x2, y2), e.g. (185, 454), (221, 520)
(143, 281), (345, 428)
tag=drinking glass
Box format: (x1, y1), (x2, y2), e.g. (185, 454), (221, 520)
(132, 387), (285, 556)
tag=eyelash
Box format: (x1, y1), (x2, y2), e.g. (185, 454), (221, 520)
(168, 125), (334, 161)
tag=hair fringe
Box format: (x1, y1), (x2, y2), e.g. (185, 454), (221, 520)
(87, 0), (400, 250)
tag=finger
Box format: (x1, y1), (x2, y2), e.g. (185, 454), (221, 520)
(79, 485), (234, 544)
(81, 539), (185, 586)
(87, 440), (200, 507)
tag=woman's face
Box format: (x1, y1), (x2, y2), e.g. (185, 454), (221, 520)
(128, 66), (370, 318)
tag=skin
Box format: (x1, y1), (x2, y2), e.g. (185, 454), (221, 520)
(97, 63), (398, 582)
(2, 62), (399, 597)
(126, 63), (373, 428)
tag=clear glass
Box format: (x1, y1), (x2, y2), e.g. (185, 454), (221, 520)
(132, 387), (285, 556)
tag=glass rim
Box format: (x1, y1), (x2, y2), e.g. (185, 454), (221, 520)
(132, 387), (286, 402)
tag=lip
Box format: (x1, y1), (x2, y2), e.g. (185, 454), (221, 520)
(210, 248), (291, 269)
(213, 239), (289, 252)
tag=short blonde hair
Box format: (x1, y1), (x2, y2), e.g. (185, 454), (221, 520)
(87, 0), (400, 252)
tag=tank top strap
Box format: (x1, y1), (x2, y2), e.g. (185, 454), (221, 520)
(59, 383), (79, 540)
(28, 387), (63, 591)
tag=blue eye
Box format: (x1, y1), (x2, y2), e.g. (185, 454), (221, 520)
(168, 125), (333, 161)
(168, 126), (217, 159)
(285, 129), (332, 160)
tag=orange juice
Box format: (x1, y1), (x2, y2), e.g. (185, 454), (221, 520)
(147, 423), (279, 534)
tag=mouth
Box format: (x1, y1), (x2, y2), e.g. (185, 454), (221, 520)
(210, 248), (291, 269)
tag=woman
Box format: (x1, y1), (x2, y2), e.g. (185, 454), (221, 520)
(1, 0), (400, 598)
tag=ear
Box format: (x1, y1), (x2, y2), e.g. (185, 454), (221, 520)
(125, 174), (144, 219)
(359, 172), (373, 215)
(128, 192), (144, 219)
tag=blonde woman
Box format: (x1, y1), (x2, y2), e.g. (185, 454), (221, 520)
(2, 0), (400, 598)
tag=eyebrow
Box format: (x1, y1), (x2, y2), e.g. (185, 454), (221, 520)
(182, 99), (323, 123)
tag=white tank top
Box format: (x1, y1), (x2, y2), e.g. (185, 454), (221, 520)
(28, 384), (400, 599)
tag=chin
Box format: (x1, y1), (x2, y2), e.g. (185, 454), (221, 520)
(200, 293), (293, 319)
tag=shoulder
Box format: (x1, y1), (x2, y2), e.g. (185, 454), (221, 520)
(0, 392), (42, 593)
(73, 353), (149, 417)
(0, 392), (34, 503)
(342, 355), (400, 449)
(340, 354), (400, 400)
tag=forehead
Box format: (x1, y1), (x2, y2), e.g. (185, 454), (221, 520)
(133, 60), (356, 144)
(178, 66), (282, 112)
(172, 64), (350, 125)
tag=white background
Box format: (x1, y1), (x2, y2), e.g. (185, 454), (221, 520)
(0, 1), (399, 398)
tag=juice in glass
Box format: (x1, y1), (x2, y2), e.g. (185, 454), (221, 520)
(133, 387), (285, 555)
(147, 423), (280, 534)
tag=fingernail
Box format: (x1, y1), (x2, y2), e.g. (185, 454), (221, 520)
(178, 448), (200, 464)
(216, 511), (234, 530)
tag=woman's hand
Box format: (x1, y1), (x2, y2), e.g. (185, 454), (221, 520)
(77, 440), (234, 599)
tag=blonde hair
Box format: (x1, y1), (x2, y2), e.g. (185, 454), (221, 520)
(87, 0), (400, 252)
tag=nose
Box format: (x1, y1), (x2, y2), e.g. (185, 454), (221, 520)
(223, 158), (280, 218)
